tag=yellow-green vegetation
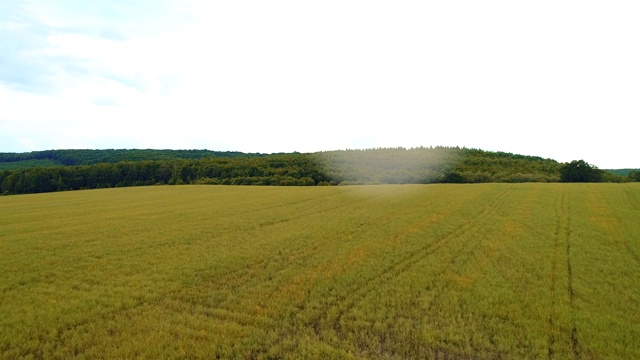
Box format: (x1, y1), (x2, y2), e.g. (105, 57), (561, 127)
(1, 184), (639, 359)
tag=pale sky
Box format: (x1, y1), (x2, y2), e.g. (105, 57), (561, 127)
(1, 1), (639, 168)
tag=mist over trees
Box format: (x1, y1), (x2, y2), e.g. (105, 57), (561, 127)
(315, 147), (561, 185)
(0, 147), (634, 195)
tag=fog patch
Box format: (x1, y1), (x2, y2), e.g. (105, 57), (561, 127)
(313, 147), (462, 185)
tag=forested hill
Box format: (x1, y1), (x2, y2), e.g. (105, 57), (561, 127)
(0, 149), (266, 171)
(0, 147), (634, 195)
(317, 147), (561, 184)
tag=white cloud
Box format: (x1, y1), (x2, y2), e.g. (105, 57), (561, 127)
(1, 0), (639, 168)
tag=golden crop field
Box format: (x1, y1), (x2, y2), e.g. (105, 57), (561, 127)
(1, 184), (639, 359)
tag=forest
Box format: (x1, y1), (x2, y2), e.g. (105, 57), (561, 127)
(0, 147), (636, 195)
(0, 149), (265, 170)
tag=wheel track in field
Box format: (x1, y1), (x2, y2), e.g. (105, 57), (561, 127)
(411, 187), (516, 345)
(207, 190), (377, 283)
(549, 188), (575, 359)
(206, 189), (378, 281)
(167, 189), (432, 331)
(558, 188), (580, 359)
(43, 237), (303, 350)
(144, 191), (369, 331)
(319, 187), (514, 344)
(344, 187), (514, 357)
(562, 193), (580, 359)
(181, 188), (463, 341)
(547, 190), (562, 359)
(168, 186), (495, 350)
(440, 188), (514, 273)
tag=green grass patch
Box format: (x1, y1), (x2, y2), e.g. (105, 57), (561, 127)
(1, 184), (639, 358)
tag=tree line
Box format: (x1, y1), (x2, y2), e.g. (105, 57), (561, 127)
(0, 154), (324, 195)
(0, 149), (266, 170)
(0, 147), (636, 195)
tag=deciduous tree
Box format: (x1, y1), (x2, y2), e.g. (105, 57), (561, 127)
(560, 160), (603, 182)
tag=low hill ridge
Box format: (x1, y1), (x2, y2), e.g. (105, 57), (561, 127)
(0, 147), (636, 195)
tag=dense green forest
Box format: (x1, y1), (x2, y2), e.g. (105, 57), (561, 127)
(0, 149), (266, 171)
(0, 147), (635, 195)
(604, 168), (640, 177)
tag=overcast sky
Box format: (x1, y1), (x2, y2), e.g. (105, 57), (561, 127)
(1, 1), (638, 168)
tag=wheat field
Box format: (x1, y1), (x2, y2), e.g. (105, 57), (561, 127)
(1, 184), (639, 359)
